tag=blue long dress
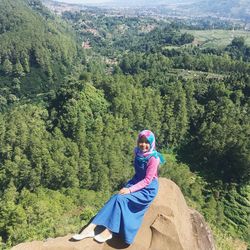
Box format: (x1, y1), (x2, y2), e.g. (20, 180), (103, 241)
(91, 156), (159, 244)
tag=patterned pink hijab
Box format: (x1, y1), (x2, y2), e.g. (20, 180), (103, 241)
(134, 130), (165, 164)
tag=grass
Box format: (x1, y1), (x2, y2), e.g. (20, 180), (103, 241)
(181, 29), (250, 48)
(212, 225), (248, 250)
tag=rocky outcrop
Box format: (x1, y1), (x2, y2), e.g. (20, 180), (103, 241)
(12, 178), (215, 250)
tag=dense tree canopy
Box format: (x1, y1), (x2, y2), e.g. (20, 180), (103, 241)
(0, 0), (79, 100)
(0, 0), (249, 248)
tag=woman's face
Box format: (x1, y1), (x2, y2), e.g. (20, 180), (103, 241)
(138, 136), (150, 152)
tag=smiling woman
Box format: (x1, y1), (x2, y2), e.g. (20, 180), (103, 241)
(138, 136), (150, 152)
(72, 130), (165, 244)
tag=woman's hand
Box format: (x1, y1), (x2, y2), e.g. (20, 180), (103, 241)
(119, 187), (130, 195)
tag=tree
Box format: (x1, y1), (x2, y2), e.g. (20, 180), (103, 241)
(231, 37), (245, 50)
(14, 60), (25, 77)
(22, 57), (30, 73)
(2, 59), (13, 75)
(87, 116), (109, 192)
(75, 114), (92, 189)
(182, 82), (250, 183)
(0, 181), (27, 246)
(162, 81), (188, 148)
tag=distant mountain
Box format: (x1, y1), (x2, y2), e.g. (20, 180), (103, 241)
(50, 0), (250, 21)
(101, 0), (198, 7)
(185, 0), (250, 20)
(50, 0), (199, 7)
(108, 0), (250, 20)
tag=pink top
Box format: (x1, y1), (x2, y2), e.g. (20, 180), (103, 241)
(128, 157), (160, 193)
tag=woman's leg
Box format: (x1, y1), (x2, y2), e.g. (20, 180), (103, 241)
(72, 223), (97, 240)
(80, 222), (96, 234)
(94, 227), (112, 243)
(73, 222), (112, 242)
(96, 227), (112, 237)
(73, 193), (124, 241)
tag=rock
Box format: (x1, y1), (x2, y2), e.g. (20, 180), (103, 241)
(12, 178), (215, 250)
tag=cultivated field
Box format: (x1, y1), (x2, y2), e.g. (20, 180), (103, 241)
(181, 29), (250, 48)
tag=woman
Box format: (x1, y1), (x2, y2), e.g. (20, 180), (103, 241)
(72, 130), (165, 244)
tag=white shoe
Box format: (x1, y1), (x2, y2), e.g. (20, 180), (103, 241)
(72, 230), (95, 240)
(94, 233), (112, 243)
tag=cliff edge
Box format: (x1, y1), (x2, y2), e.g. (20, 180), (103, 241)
(12, 178), (215, 250)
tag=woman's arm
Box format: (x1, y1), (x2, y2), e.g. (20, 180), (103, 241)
(128, 157), (160, 193)
(124, 175), (136, 188)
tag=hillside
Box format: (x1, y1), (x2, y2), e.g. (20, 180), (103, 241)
(0, 1), (249, 250)
(54, 0), (250, 22)
(0, 0), (78, 100)
(186, 0), (250, 21)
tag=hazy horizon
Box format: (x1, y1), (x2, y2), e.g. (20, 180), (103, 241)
(52, 0), (110, 3)
(51, 0), (191, 4)
(45, 0), (250, 20)
(48, 0), (250, 7)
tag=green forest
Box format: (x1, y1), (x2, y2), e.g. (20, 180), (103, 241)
(0, 0), (249, 249)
